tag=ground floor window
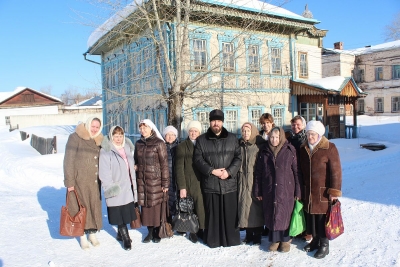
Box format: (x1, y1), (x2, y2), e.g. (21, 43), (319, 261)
(358, 99), (365, 113)
(5, 116), (10, 125)
(375, 97), (384, 113)
(224, 109), (239, 135)
(300, 103), (323, 122)
(248, 107), (263, 130)
(392, 97), (399, 112)
(271, 106), (285, 127)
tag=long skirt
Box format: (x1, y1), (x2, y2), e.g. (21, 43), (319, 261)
(107, 201), (137, 225)
(305, 212), (326, 238)
(141, 204), (162, 227)
(268, 228), (290, 243)
(204, 191), (240, 248)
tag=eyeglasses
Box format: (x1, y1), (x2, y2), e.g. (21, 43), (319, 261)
(306, 132), (318, 137)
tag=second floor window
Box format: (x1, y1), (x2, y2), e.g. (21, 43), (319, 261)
(222, 42), (235, 72)
(358, 69), (365, 82)
(271, 48), (281, 74)
(193, 39), (207, 70)
(393, 65), (400, 79)
(248, 45), (259, 72)
(375, 67), (383, 81)
(299, 52), (308, 78)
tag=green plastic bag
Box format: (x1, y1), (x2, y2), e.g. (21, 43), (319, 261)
(289, 200), (306, 237)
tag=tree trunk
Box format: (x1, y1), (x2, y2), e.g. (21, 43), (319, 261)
(167, 88), (183, 138)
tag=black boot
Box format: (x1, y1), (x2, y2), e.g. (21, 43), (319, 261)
(118, 225), (132, 251)
(152, 227), (161, 243)
(303, 236), (320, 252)
(196, 229), (204, 241)
(143, 227), (154, 243)
(253, 227), (263, 245)
(242, 229), (254, 244)
(262, 226), (269, 236)
(116, 230), (132, 243)
(314, 238), (329, 259)
(189, 232), (198, 243)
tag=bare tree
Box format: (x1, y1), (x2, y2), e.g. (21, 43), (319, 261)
(385, 12), (400, 41)
(84, 0), (321, 133)
(40, 85), (53, 95)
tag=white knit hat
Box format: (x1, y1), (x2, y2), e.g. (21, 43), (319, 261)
(305, 120), (326, 137)
(163, 125), (178, 138)
(186, 120), (202, 134)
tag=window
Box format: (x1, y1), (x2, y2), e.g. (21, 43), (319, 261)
(358, 69), (365, 82)
(222, 42), (235, 72)
(375, 97), (384, 112)
(393, 65), (400, 79)
(193, 39), (207, 70)
(5, 116), (10, 125)
(22, 94), (34, 103)
(249, 107), (263, 129)
(300, 103), (324, 122)
(299, 52), (308, 78)
(392, 97), (400, 112)
(272, 107), (285, 127)
(271, 48), (281, 74)
(375, 67), (383, 81)
(196, 111), (210, 133)
(224, 109), (238, 134)
(358, 99), (365, 113)
(248, 45), (259, 72)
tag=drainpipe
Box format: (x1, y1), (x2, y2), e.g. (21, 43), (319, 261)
(83, 52), (101, 65)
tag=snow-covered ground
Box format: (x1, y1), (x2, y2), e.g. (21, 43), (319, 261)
(0, 115), (399, 267)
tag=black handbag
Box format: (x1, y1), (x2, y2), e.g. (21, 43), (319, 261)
(172, 196), (199, 233)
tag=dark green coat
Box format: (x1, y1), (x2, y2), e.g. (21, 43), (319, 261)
(175, 138), (206, 229)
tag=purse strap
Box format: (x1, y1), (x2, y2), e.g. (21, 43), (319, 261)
(66, 189), (83, 209)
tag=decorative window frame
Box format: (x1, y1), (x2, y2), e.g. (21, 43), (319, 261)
(218, 33), (239, 72)
(248, 106), (265, 129)
(223, 106), (241, 136)
(298, 52), (308, 78)
(189, 29), (211, 71)
(267, 40), (283, 75)
(271, 104), (286, 127)
(245, 37), (263, 73)
(193, 107), (212, 134)
(391, 96), (400, 113)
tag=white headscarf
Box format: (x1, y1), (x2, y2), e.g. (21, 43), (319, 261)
(85, 116), (103, 139)
(109, 125), (125, 149)
(139, 119), (164, 142)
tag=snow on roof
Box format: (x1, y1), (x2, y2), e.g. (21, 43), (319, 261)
(325, 40), (400, 56)
(87, 0), (317, 49)
(296, 76), (350, 91)
(70, 95), (102, 107)
(0, 87), (62, 103)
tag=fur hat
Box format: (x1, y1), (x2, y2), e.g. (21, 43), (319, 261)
(163, 125), (178, 138)
(305, 120), (326, 137)
(209, 109), (224, 122)
(85, 116), (102, 139)
(187, 120), (202, 134)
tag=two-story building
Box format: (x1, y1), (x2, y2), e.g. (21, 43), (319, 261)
(322, 40), (400, 115)
(85, 0), (327, 139)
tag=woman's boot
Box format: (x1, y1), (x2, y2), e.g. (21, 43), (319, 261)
(314, 238), (329, 259)
(118, 225), (132, 251)
(253, 227), (263, 245)
(88, 233), (100, 247)
(242, 228), (253, 244)
(143, 226), (153, 243)
(303, 236), (320, 252)
(80, 234), (90, 251)
(153, 227), (161, 243)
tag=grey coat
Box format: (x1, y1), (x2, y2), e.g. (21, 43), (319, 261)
(99, 137), (138, 207)
(238, 136), (264, 228)
(175, 138), (206, 229)
(63, 123), (103, 230)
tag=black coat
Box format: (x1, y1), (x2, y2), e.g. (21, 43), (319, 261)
(166, 140), (178, 214)
(194, 127), (242, 195)
(253, 140), (301, 231)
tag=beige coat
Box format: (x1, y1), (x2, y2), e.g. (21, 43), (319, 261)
(63, 123), (104, 230)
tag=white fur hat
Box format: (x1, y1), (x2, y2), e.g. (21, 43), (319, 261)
(305, 120), (325, 137)
(186, 120), (202, 134)
(163, 125), (178, 138)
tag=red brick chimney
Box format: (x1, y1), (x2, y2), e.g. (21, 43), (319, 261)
(334, 42), (343, 50)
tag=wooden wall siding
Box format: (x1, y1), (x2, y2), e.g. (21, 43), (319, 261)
(0, 89), (61, 107)
(291, 82), (326, 96)
(340, 83), (359, 97)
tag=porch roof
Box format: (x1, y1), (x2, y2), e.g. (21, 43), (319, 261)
(290, 76), (367, 97)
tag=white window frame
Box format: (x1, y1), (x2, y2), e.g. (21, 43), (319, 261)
(193, 39), (207, 70)
(392, 97), (399, 112)
(224, 109), (239, 134)
(222, 42), (235, 72)
(248, 45), (259, 73)
(299, 52), (308, 78)
(271, 48), (281, 74)
(375, 97), (384, 112)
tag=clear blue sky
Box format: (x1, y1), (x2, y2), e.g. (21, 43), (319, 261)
(0, 0), (398, 97)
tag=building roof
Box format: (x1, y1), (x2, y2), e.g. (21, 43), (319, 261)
(324, 40), (400, 56)
(87, 0), (319, 50)
(291, 76), (366, 96)
(0, 87), (62, 104)
(71, 95), (102, 107)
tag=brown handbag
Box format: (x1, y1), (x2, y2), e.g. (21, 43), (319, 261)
(159, 192), (173, 238)
(130, 206), (141, 229)
(60, 190), (87, 237)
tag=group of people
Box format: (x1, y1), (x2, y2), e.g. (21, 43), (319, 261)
(63, 109), (342, 260)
